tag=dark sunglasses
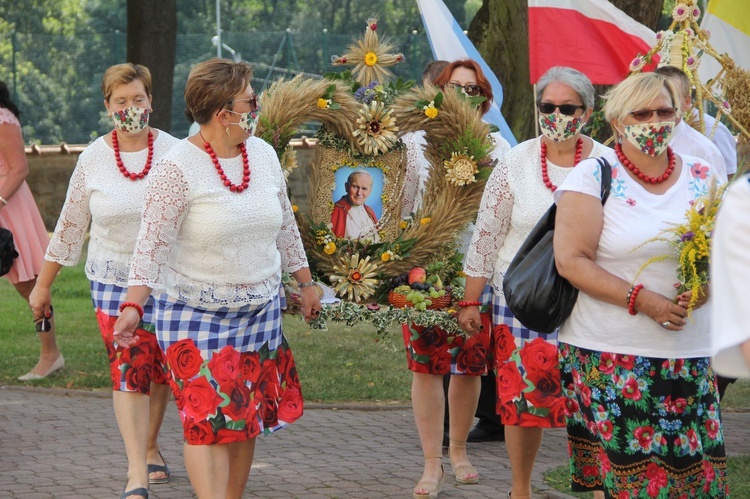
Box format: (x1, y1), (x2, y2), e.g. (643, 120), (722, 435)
(449, 83), (483, 97)
(225, 95), (259, 112)
(629, 107), (677, 122)
(34, 306), (54, 333)
(538, 102), (585, 116)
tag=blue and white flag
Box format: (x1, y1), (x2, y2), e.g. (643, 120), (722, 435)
(416, 0), (517, 145)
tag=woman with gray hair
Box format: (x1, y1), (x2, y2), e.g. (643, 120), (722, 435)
(459, 66), (610, 498)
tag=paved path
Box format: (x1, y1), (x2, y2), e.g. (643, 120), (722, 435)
(1, 386), (749, 498)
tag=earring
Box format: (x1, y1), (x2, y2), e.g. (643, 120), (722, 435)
(226, 126), (231, 136)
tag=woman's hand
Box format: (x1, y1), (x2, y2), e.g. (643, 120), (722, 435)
(113, 308), (142, 348)
(300, 286), (322, 323)
(457, 305), (483, 336)
(636, 289), (688, 331)
(676, 285), (709, 310)
(28, 284), (52, 321)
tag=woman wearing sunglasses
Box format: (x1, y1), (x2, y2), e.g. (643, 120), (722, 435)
(112, 58), (321, 499)
(406, 59), (511, 499)
(553, 72), (728, 497)
(29, 64), (179, 498)
(459, 66), (610, 499)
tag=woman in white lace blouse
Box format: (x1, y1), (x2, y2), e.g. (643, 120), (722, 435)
(459, 66), (610, 499)
(113, 59), (321, 499)
(30, 64), (178, 499)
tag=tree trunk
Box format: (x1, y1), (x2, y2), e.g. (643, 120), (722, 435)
(127, 0), (177, 133)
(468, 0), (664, 142)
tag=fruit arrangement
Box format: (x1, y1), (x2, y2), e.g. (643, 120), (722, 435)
(388, 266), (453, 310)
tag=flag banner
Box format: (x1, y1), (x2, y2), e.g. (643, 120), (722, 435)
(700, 0), (750, 84)
(417, 0), (517, 145)
(528, 0), (658, 85)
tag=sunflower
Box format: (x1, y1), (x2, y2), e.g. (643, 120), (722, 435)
(352, 101), (399, 156)
(364, 52), (378, 66)
(444, 151), (479, 186)
(330, 18), (405, 86)
(329, 254), (381, 302)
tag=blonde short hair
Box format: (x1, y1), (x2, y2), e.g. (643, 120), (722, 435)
(603, 72), (681, 140)
(101, 63), (152, 102)
(184, 58), (253, 124)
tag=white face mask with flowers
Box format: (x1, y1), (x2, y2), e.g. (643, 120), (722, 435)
(111, 106), (150, 134)
(620, 121), (674, 156)
(538, 113), (585, 142)
(226, 107), (261, 137)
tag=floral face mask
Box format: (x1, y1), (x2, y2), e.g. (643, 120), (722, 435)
(226, 107), (261, 137)
(111, 106), (150, 134)
(538, 113), (585, 142)
(621, 121), (674, 156)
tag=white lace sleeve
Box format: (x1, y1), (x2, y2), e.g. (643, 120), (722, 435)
(0, 108), (20, 126)
(463, 156), (514, 277)
(276, 176), (308, 273)
(129, 160), (189, 288)
(46, 157), (92, 265)
(400, 132), (430, 218)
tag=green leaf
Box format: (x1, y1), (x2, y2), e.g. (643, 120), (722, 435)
(433, 91), (444, 107)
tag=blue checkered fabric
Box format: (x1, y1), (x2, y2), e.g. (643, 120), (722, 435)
(90, 280), (155, 325)
(491, 288), (558, 342)
(153, 293), (283, 356)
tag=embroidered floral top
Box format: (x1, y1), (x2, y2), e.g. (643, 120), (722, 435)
(128, 137), (308, 309)
(554, 149), (726, 358)
(46, 131), (180, 286)
(464, 136), (611, 291)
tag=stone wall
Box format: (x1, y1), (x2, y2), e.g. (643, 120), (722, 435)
(25, 140), (317, 232)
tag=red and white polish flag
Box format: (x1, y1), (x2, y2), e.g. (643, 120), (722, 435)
(528, 0), (658, 85)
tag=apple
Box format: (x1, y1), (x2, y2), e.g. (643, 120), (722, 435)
(407, 266), (427, 285)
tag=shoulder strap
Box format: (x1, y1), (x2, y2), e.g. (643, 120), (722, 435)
(595, 157), (612, 205)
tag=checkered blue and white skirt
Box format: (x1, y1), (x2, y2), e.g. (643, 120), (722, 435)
(154, 293), (304, 444)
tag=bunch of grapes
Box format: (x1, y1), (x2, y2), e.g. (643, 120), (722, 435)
(389, 271), (452, 311)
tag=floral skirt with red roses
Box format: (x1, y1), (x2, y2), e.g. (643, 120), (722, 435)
(91, 281), (169, 394)
(154, 293), (304, 445)
(401, 311), (491, 376)
(560, 342), (728, 498)
(491, 293), (565, 428)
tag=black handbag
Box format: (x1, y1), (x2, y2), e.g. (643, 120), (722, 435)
(502, 157), (612, 334)
(0, 227), (19, 277)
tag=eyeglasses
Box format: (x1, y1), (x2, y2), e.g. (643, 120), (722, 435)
(227, 95), (259, 112)
(629, 107), (677, 122)
(34, 306), (54, 333)
(449, 83), (483, 97)
(538, 102), (585, 116)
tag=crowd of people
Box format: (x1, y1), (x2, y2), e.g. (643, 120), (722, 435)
(2, 53), (744, 499)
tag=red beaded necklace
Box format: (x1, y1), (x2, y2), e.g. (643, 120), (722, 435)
(615, 143), (675, 184)
(540, 138), (583, 192)
(201, 133), (250, 192)
(112, 129), (154, 181)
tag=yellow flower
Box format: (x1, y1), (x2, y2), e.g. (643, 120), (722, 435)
(364, 52), (378, 66)
(324, 242), (337, 254)
(444, 152), (479, 186)
(420, 217), (431, 225)
(380, 252), (391, 262)
(292, 204), (299, 213)
(317, 98), (329, 109)
(353, 101), (399, 156)
(329, 254), (381, 302)
(399, 220), (408, 229)
(424, 107), (438, 119)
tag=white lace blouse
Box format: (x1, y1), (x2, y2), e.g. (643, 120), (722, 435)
(128, 137), (308, 309)
(464, 136), (611, 292)
(46, 131), (179, 286)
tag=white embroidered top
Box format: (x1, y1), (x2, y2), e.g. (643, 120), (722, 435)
(464, 136), (611, 292)
(128, 137), (308, 309)
(45, 131), (180, 286)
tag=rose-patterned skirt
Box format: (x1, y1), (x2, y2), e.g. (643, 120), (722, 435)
(560, 342), (729, 498)
(401, 311), (491, 376)
(491, 293), (565, 428)
(91, 281), (168, 394)
(154, 293), (303, 445)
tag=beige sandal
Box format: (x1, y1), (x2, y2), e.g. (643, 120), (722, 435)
(449, 440), (479, 484)
(413, 457), (445, 499)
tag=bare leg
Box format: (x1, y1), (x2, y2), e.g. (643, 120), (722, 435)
(411, 372), (445, 494)
(146, 382), (171, 481)
(184, 443), (231, 499)
(226, 439), (256, 499)
(15, 278), (62, 375)
(506, 425), (544, 498)
(113, 391), (150, 494)
(447, 375), (481, 483)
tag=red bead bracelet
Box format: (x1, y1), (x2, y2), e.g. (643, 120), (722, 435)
(119, 301), (144, 319)
(627, 284), (643, 315)
(458, 300), (482, 308)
